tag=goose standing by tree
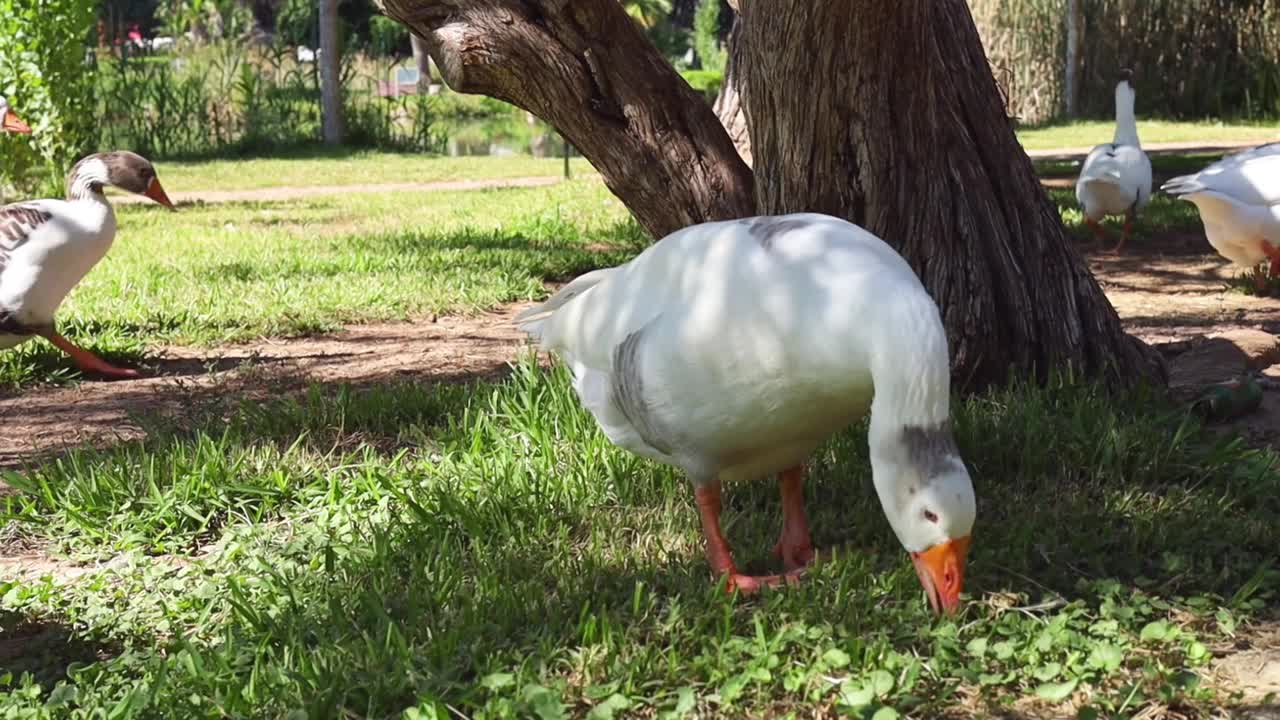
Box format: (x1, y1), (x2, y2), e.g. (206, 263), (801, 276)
(1075, 69), (1152, 254)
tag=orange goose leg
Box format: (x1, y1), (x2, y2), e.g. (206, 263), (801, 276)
(1108, 211), (1135, 255)
(773, 465), (816, 572)
(1260, 239), (1280, 291)
(40, 330), (140, 379)
(1084, 217), (1108, 246)
(695, 480), (798, 594)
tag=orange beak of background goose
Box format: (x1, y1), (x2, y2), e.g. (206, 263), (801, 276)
(144, 177), (176, 210)
(910, 535), (970, 615)
(2, 109), (31, 134)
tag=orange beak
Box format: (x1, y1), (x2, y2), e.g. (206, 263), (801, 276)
(2, 109), (31, 134)
(910, 535), (970, 615)
(144, 177), (176, 210)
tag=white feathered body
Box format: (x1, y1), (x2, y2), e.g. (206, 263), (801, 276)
(1162, 145), (1280, 268)
(0, 197), (116, 349)
(1076, 79), (1152, 222)
(518, 213), (951, 486)
(1076, 144), (1152, 220)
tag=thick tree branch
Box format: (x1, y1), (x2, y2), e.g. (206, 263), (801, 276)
(375, 0), (755, 237)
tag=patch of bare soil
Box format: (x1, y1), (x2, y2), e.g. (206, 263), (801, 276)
(1026, 139), (1277, 162)
(1076, 230), (1280, 451)
(1213, 620), (1280, 710)
(0, 302), (537, 475)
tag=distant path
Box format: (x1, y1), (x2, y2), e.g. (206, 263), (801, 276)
(112, 175), (598, 206)
(1024, 139), (1273, 161)
(111, 141), (1275, 206)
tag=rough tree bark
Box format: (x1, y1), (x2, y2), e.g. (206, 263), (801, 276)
(376, 0), (1162, 390)
(736, 0), (1161, 388)
(375, 0), (753, 238)
(712, 14), (751, 166)
(1064, 0), (1082, 118)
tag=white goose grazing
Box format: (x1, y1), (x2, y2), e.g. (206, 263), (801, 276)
(0, 96), (31, 134)
(516, 213), (976, 614)
(1, 151), (175, 378)
(1076, 69), (1152, 254)
(1161, 143), (1280, 289)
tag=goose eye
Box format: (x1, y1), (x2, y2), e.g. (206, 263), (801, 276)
(923, 509), (938, 523)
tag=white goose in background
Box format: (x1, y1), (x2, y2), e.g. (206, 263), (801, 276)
(1075, 69), (1152, 254)
(1, 151), (175, 378)
(1162, 143), (1280, 289)
(516, 213), (977, 614)
(0, 96), (32, 134)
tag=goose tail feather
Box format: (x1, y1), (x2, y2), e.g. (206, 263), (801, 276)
(1160, 174), (1206, 197)
(514, 267), (615, 340)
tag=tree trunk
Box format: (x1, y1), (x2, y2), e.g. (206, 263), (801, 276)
(1064, 0), (1081, 118)
(375, 0), (1163, 391)
(375, 0), (754, 238)
(712, 15), (751, 166)
(736, 0), (1162, 389)
(319, 0), (344, 144)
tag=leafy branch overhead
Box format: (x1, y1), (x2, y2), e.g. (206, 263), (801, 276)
(0, 0), (98, 197)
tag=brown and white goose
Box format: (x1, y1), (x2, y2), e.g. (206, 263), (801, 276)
(1, 151), (174, 378)
(0, 96), (31, 134)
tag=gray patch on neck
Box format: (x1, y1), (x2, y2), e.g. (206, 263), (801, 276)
(901, 422), (961, 483)
(739, 216), (813, 251)
(611, 317), (672, 455)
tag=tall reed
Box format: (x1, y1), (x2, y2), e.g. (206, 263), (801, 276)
(970, 0), (1280, 123)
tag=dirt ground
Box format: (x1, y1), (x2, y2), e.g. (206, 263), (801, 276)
(0, 304), (538, 472)
(3, 231), (1279, 470)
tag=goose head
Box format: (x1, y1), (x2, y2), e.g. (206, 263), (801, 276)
(68, 151), (175, 209)
(1115, 68), (1137, 105)
(871, 422), (976, 614)
(0, 96), (31, 134)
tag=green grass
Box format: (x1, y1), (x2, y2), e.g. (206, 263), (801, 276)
(142, 150), (596, 193)
(1047, 187), (1204, 243)
(1017, 119), (1280, 151)
(1, 362), (1275, 717)
(2, 152), (1278, 717)
(0, 179), (640, 390)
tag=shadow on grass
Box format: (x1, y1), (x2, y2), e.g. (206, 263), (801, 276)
(0, 217), (646, 396)
(0, 610), (119, 690)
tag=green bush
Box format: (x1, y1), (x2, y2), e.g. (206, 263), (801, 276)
(94, 42), (450, 159)
(276, 0), (319, 48)
(693, 0), (726, 73)
(429, 88), (520, 121)
(680, 69), (722, 103)
(368, 15), (409, 57)
(0, 0), (98, 198)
